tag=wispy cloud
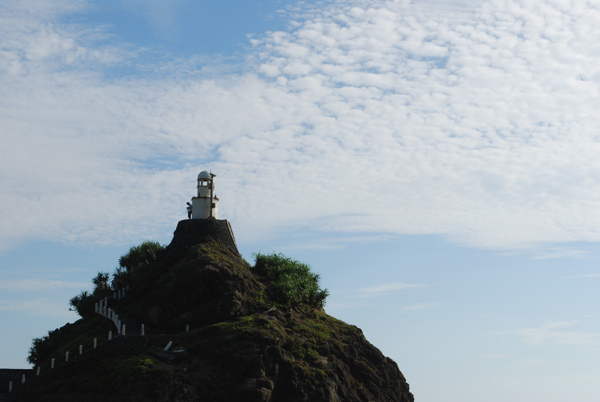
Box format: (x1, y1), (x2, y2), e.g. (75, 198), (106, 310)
(359, 282), (432, 297)
(512, 321), (600, 347)
(280, 234), (400, 251)
(400, 303), (441, 311)
(532, 248), (591, 260)
(561, 273), (600, 279)
(2, 0), (600, 251)
(0, 298), (77, 319)
(0, 279), (89, 291)
(481, 353), (510, 360)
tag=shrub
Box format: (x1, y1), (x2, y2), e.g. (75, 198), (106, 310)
(69, 271), (112, 319)
(253, 253), (329, 309)
(28, 328), (63, 366)
(69, 240), (164, 320)
(112, 241), (165, 289)
(69, 290), (96, 319)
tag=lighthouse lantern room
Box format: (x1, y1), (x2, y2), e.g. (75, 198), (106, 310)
(192, 170), (219, 219)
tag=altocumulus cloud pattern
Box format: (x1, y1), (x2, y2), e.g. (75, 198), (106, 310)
(1, 0), (600, 251)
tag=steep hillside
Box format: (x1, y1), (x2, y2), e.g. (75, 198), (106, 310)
(8, 220), (414, 401)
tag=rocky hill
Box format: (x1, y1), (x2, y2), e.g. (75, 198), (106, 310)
(6, 220), (414, 401)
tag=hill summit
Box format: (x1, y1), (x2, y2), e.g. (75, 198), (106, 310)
(9, 219), (414, 401)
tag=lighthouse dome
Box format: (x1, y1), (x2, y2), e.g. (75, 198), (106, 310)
(198, 170), (212, 179)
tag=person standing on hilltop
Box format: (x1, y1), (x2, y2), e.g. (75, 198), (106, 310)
(186, 202), (192, 219)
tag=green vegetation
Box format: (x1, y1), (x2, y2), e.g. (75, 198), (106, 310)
(136, 357), (155, 374)
(69, 272), (112, 319)
(28, 328), (62, 366)
(253, 253), (329, 309)
(20, 235), (398, 400)
(30, 244), (331, 375)
(32, 352), (172, 397)
(32, 240), (165, 366)
(68, 240), (165, 320)
(27, 316), (108, 366)
(194, 239), (251, 271)
(213, 315), (258, 332)
(112, 240), (165, 290)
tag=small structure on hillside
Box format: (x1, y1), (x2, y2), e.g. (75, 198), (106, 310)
(191, 170), (219, 219)
(176, 170), (238, 255)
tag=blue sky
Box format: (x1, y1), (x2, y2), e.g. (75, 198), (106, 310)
(2, 0), (600, 401)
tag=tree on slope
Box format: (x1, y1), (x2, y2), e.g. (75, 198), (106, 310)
(253, 252), (329, 309)
(111, 240), (165, 290)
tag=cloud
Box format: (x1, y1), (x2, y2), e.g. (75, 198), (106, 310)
(481, 353), (509, 360)
(279, 234), (400, 251)
(0, 279), (90, 291)
(2, 0), (600, 251)
(513, 321), (600, 347)
(0, 298), (77, 319)
(359, 282), (431, 297)
(562, 273), (600, 279)
(531, 248), (591, 260)
(400, 303), (440, 311)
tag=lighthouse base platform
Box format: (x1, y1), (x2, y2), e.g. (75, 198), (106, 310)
(167, 219), (239, 256)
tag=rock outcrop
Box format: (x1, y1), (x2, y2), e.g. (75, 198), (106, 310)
(10, 220), (414, 401)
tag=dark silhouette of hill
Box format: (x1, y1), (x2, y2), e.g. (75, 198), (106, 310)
(6, 219), (414, 401)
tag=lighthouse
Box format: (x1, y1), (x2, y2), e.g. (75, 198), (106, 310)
(191, 170), (219, 219)
(174, 171), (238, 254)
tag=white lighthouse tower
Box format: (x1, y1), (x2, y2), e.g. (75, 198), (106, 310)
(191, 170), (219, 219)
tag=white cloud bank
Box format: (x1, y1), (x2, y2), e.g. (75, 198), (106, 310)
(1, 0), (600, 251)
